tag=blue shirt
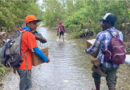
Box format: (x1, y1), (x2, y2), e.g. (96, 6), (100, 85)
(22, 26), (31, 31)
(86, 27), (123, 68)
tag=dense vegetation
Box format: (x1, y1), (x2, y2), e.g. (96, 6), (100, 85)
(0, 0), (43, 31)
(42, 0), (130, 40)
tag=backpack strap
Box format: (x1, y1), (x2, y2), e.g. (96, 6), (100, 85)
(13, 67), (16, 74)
(107, 30), (114, 38)
(116, 31), (119, 38)
(107, 30), (119, 38)
(22, 49), (29, 79)
(22, 49), (29, 56)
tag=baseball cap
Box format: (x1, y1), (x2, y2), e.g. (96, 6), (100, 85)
(99, 13), (117, 23)
(25, 15), (41, 24)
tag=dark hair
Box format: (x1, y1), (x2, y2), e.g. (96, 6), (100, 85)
(26, 21), (33, 26)
(103, 20), (115, 26)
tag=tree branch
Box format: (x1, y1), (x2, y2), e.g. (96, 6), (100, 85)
(125, 0), (130, 8)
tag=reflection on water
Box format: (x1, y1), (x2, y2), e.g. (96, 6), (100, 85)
(31, 27), (108, 90)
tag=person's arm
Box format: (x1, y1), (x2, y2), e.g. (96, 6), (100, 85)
(119, 31), (123, 41)
(63, 25), (66, 32)
(33, 46), (49, 62)
(86, 32), (102, 54)
(26, 32), (50, 63)
(57, 26), (59, 32)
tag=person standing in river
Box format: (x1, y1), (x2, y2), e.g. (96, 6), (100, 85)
(57, 22), (66, 42)
(16, 15), (50, 90)
(86, 13), (123, 90)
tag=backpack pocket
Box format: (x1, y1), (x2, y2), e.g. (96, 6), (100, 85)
(105, 50), (112, 60)
(112, 53), (126, 64)
(5, 53), (23, 67)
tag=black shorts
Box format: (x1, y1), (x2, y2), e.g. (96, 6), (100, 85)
(60, 31), (64, 36)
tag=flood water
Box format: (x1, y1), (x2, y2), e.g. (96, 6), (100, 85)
(0, 27), (130, 90)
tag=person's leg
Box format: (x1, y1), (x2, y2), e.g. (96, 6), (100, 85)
(61, 31), (64, 41)
(62, 35), (64, 41)
(92, 64), (108, 90)
(16, 68), (32, 90)
(94, 80), (100, 90)
(106, 67), (118, 90)
(59, 36), (61, 40)
(59, 32), (61, 40)
(25, 70), (32, 90)
(92, 72), (101, 90)
(109, 89), (115, 90)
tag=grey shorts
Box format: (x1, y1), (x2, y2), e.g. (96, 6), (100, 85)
(92, 64), (118, 89)
(16, 68), (32, 90)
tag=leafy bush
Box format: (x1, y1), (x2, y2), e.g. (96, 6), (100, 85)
(0, 64), (8, 76)
(0, 0), (43, 31)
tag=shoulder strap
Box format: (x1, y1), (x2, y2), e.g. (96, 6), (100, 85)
(107, 30), (114, 38)
(22, 49), (29, 56)
(25, 50), (29, 79)
(107, 30), (119, 38)
(22, 49), (29, 79)
(116, 31), (119, 38)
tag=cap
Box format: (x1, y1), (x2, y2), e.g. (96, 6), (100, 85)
(25, 15), (41, 24)
(99, 13), (117, 23)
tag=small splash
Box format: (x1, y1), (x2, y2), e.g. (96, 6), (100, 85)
(63, 80), (68, 82)
(56, 38), (59, 41)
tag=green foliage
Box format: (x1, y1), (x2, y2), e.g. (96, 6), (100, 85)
(42, 0), (130, 40)
(0, 64), (8, 76)
(0, 0), (43, 31)
(72, 32), (80, 38)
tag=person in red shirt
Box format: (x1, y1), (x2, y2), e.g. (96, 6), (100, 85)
(16, 15), (50, 90)
(57, 22), (66, 41)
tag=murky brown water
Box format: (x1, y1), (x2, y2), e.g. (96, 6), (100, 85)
(0, 27), (130, 90)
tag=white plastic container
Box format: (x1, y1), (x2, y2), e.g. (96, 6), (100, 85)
(124, 54), (130, 64)
(64, 33), (66, 37)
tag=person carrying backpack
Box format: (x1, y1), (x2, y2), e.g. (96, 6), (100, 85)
(57, 22), (66, 41)
(85, 13), (124, 90)
(16, 15), (50, 90)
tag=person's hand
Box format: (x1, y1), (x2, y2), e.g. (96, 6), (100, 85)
(57, 32), (59, 36)
(46, 58), (50, 63)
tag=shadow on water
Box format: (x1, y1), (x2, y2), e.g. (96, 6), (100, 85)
(1, 27), (130, 90)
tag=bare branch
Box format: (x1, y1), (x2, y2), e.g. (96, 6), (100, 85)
(125, 0), (130, 8)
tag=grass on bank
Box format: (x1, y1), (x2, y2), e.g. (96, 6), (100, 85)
(0, 63), (10, 83)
